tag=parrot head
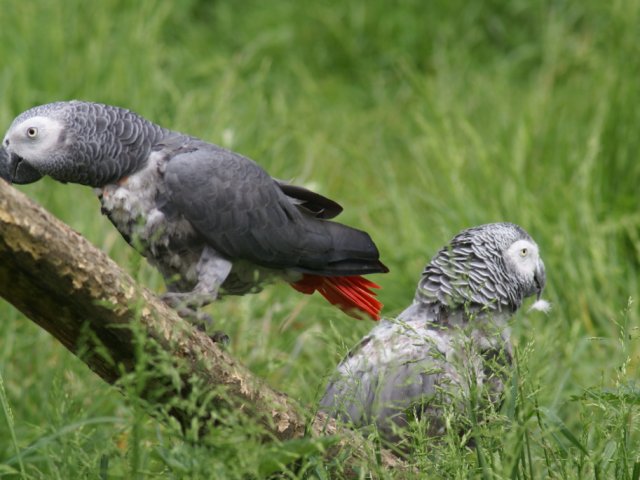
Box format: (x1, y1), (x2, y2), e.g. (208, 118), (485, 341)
(502, 233), (546, 301)
(2, 102), (72, 184)
(418, 222), (547, 313)
(3, 101), (163, 187)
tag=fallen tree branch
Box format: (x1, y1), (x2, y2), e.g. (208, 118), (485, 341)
(0, 180), (405, 474)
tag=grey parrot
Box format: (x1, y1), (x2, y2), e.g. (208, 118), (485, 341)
(2, 101), (388, 326)
(320, 223), (547, 445)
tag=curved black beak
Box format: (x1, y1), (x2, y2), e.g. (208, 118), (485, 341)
(534, 260), (546, 300)
(0, 145), (11, 183)
(8, 153), (21, 184)
(1, 151), (44, 185)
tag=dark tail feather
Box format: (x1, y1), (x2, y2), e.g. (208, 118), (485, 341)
(290, 274), (383, 321)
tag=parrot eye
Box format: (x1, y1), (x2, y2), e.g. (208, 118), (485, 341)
(26, 127), (38, 138)
(520, 248), (528, 257)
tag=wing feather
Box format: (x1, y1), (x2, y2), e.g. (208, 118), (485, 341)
(162, 139), (350, 270)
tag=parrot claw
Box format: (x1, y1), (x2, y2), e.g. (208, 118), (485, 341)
(161, 291), (212, 310)
(161, 293), (229, 345)
(209, 330), (230, 346)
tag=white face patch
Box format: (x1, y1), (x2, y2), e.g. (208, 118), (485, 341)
(5, 116), (66, 167)
(504, 239), (540, 280)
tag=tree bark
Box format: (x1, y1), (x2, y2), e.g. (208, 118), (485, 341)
(0, 180), (405, 474)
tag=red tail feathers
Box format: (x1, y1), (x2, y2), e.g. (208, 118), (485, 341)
(290, 274), (383, 321)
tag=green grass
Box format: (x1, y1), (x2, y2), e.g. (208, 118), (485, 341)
(1, 0), (639, 477)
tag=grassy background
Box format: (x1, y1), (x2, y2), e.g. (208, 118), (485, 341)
(0, 0), (639, 478)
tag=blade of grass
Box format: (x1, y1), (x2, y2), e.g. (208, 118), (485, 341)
(0, 369), (27, 479)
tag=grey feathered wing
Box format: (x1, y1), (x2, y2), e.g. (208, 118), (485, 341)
(162, 138), (388, 319)
(275, 180), (343, 219)
(162, 139), (384, 274)
(320, 319), (447, 439)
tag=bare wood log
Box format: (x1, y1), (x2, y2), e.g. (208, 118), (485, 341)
(0, 180), (405, 474)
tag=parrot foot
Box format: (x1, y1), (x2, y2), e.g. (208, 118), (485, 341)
(162, 293), (229, 345)
(209, 330), (231, 345)
(161, 291), (213, 310)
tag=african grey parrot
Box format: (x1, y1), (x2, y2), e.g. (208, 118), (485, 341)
(320, 223), (548, 445)
(2, 101), (388, 326)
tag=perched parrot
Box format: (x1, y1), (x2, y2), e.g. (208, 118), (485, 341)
(320, 223), (548, 445)
(2, 101), (388, 329)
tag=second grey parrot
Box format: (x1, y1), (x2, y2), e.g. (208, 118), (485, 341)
(2, 101), (388, 326)
(320, 223), (547, 444)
